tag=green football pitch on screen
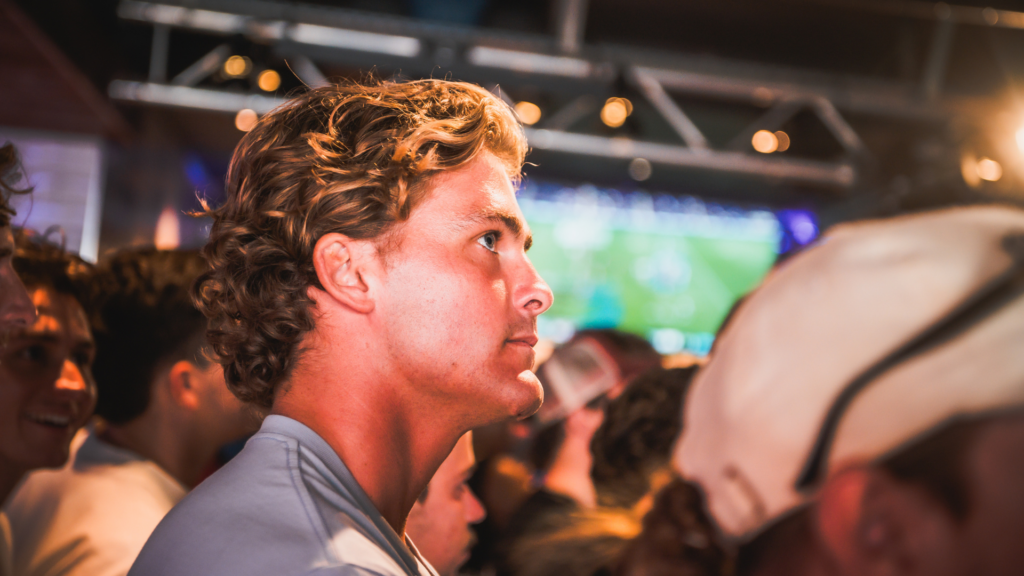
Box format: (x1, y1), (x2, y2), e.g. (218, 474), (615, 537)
(520, 184), (779, 355)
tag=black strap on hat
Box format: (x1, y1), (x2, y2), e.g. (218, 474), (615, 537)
(795, 233), (1024, 491)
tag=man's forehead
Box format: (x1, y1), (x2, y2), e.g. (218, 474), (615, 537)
(24, 287), (90, 339)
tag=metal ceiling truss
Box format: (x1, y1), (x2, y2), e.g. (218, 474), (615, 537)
(110, 0), (999, 192)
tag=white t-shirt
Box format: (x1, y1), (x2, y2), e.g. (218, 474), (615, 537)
(3, 431), (186, 576)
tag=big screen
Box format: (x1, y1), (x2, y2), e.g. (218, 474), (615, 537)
(519, 183), (782, 355)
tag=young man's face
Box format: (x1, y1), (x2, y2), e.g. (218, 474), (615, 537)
(405, 433), (485, 576)
(0, 285), (96, 472)
(378, 150), (553, 424)
(0, 228), (36, 335)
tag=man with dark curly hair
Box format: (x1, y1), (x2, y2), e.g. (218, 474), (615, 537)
(5, 248), (256, 576)
(0, 143), (35, 335)
(0, 231), (96, 576)
(130, 79), (552, 576)
(0, 142), (39, 576)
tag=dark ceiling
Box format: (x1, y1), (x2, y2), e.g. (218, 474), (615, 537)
(8, 0), (1024, 243)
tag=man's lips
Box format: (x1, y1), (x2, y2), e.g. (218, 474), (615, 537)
(24, 411), (74, 429)
(506, 334), (539, 347)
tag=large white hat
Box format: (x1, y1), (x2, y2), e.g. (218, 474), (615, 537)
(674, 206), (1024, 543)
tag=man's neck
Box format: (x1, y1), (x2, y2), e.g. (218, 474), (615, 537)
(272, 367), (465, 536)
(101, 411), (212, 488)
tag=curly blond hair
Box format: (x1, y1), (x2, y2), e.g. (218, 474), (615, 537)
(192, 78), (527, 410)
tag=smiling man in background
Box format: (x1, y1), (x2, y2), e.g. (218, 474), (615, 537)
(0, 231), (96, 513)
(130, 78), (552, 576)
(5, 248), (257, 576)
(0, 142), (40, 576)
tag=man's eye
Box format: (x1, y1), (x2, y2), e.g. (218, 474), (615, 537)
(72, 351), (93, 368)
(453, 483), (467, 499)
(477, 232), (498, 252)
(17, 345), (48, 364)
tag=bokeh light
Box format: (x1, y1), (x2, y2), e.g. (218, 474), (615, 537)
(976, 157), (1002, 182)
(752, 130), (779, 153)
(235, 108), (258, 132)
(257, 69), (281, 92)
(774, 130), (790, 152)
(223, 55), (251, 78)
(154, 207), (180, 250)
(628, 158), (652, 181)
(515, 101), (542, 125)
(601, 97), (632, 128)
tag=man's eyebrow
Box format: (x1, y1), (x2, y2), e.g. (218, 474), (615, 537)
(466, 208), (533, 251)
(15, 331), (61, 343)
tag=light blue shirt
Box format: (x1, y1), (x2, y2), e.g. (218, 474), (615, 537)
(128, 415), (437, 576)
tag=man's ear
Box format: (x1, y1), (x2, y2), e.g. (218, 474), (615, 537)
(311, 233), (375, 314)
(167, 360), (201, 411)
(815, 465), (959, 576)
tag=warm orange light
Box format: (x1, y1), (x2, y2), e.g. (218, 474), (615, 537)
(224, 55), (251, 78)
(515, 101), (542, 125)
(257, 69), (281, 92)
(235, 109), (258, 132)
(752, 130), (779, 154)
(154, 207), (180, 250)
(774, 131), (790, 152)
(977, 157), (1003, 182)
(601, 98), (630, 128)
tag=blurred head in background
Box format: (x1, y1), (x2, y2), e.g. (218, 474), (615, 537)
(590, 366), (696, 512)
(529, 329), (661, 508)
(613, 478), (729, 576)
(676, 207), (1024, 576)
(92, 248), (255, 487)
(406, 432), (486, 576)
(0, 143), (36, 336)
(0, 230), (95, 501)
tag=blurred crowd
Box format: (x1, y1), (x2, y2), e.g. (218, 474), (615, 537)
(1, 75), (1023, 576)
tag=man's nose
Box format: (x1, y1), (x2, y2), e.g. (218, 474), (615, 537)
(56, 360), (88, 392)
(514, 260), (553, 317)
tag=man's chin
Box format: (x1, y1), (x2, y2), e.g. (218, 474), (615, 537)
(509, 370), (544, 420)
